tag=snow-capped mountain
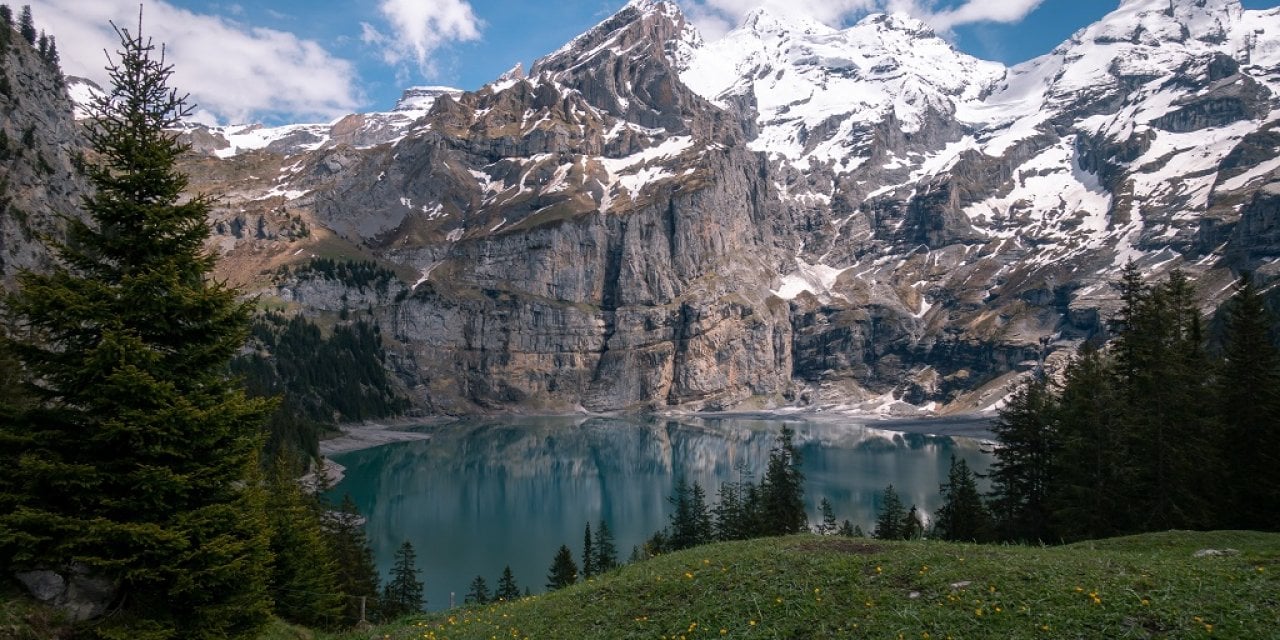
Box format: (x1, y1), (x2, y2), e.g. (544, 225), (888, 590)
(165, 85), (465, 158)
(682, 9), (1004, 165)
(50, 0), (1280, 414)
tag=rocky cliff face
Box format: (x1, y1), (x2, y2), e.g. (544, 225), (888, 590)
(55, 0), (1280, 414)
(0, 33), (90, 287)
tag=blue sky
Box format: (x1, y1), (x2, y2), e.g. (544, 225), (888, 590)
(29, 0), (1279, 125)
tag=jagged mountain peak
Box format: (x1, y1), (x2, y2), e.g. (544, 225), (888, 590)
(394, 86), (463, 112)
(534, 0), (697, 75)
(681, 8), (1005, 163)
(740, 7), (833, 36)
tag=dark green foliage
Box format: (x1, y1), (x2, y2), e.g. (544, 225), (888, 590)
(231, 313), (407, 464)
(817, 498), (838, 535)
(546, 545), (578, 591)
(0, 76), (10, 100)
(1123, 270), (1219, 531)
(326, 494), (382, 625)
(0, 5), (12, 28)
(987, 377), (1057, 543)
(382, 541), (424, 619)
(581, 523), (595, 579)
(494, 566), (521, 602)
(43, 35), (57, 74)
(265, 459), (343, 629)
(758, 426), (807, 535)
(35, 30), (42, 56)
(667, 478), (713, 550)
(17, 5), (32, 45)
(711, 469), (757, 541)
(289, 258), (397, 293)
(594, 520), (618, 573)
(20, 125), (33, 149)
(837, 520), (855, 537)
(464, 576), (490, 606)
(1216, 274), (1280, 530)
(873, 485), (906, 540)
(986, 266), (1280, 542)
(935, 456), (992, 543)
(1049, 346), (1129, 541)
(0, 22), (273, 639)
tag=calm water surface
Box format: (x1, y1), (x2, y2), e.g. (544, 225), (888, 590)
(329, 415), (993, 610)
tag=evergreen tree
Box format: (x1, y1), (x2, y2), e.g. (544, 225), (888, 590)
(465, 575), (490, 606)
(325, 495), (381, 626)
(668, 478), (711, 550)
(546, 545), (578, 591)
(593, 520), (618, 573)
(853, 524), (866, 538)
(17, 5), (33, 45)
(1117, 271), (1218, 531)
(712, 469), (756, 541)
(382, 541), (424, 619)
(837, 520), (855, 537)
(987, 377), (1058, 543)
(901, 505), (924, 540)
(265, 458), (343, 628)
(758, 426), (807, 535)
(35, 29), (43, 57)
(494, 566), (521, 602)
(581, 523), (595, 579)
(1, 5), (12, 29)
(1049, 346), (1130, 540)
(45, 34), (57, 71)
(935, 456), (992, 542)
(873, 485), (906, 540)
(1216, 273), (1280, 530)
(0, 21), (273, 639)
(817, 498), (838, 535)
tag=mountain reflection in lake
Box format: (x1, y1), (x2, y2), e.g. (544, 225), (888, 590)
(329, 415), (993, 611)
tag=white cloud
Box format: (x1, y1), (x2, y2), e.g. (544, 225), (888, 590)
(28, 0), (364, 125)
(678, 0), (1045, 38)
(372, 0), (483, 79)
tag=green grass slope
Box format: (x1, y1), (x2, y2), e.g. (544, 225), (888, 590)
(329, 531), (1279, 640)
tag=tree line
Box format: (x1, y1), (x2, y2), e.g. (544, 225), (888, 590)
(0, 5), (63, 79)
(231, 312), (409, 466)
(934, 265), (1280, 545)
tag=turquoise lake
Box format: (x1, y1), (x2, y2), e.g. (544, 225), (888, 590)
(329, 415), (993, 611)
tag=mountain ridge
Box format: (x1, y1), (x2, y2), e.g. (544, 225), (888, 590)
(41, 0), (1280, 414)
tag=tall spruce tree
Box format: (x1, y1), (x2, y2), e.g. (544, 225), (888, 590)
(382, 541), (424, 619)
(1049, 346), (1130, 540)
(494, 566), (521, 602)
(668, 478), (711, 550)
(17, 5), (33, 45)
(581, 523), (595, 579)
(1115, 271), (1218, 530)
(464, 575), (490, 605)
(987, 377), (1057, 543)
(935, 456), (992, 542)
(265, 458), (343, 628)
(817, 498), (838, 535)
(546, 545), (578, 591)
(326, 495), (382, 625)
(759, 426), (807, 535)
(873, 485), (905, 540)
(0, 19), (273, 639)
(1216, 274), (1280, 530)
(593, 520), (618, 572)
